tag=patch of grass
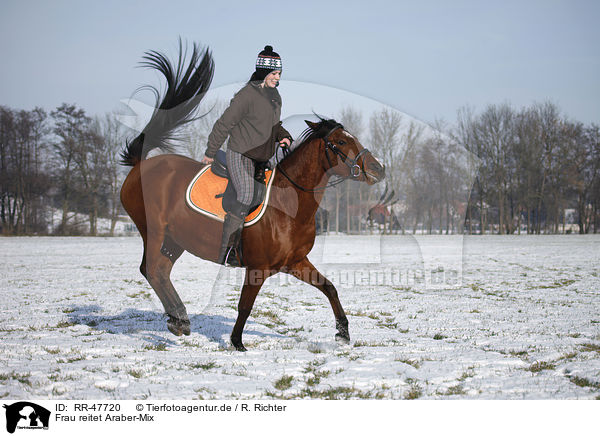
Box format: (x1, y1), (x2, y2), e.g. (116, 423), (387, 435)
(128, 369), (145, 379)
(353, 340), (386, 348)
(62, 308), (76, 314)
(189, 361), (219, 371)
(0, 372), (31, 386)
(306, 376), (320, 386)
(291, 386), (384, 400)
(536, 279), (577, 289)
(181, 340), (202, 348)
(305, 369), (330, 387)
(376, 318), (400, 329)
(307, 344), (324, 354)
(433, 333), (447, 340)
(527, 361), (556, 373)
(273, 375), (294, 391)
(144, 343), (168, 351)
(560, 351), (578, 360)
(43, 347), (61, 355)
(56, 321), (77, 328)
(509, 350), (529, 358)
(195, 387), (216, 400)
(568, 376), (600, 389)
(395, 357), (421, 369)
(438, 385), (467, 396)
(458, 367), (476, 381)
(254, 309), (284, 325)
(126, 290), (152, 300)
(303, 359), (325, 373)
(404, 379), (422, 400)
(469, 283), (483, 292)
(580, 343), (600, 353)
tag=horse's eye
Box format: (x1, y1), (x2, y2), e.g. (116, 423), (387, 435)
(338, 140), (346, 146)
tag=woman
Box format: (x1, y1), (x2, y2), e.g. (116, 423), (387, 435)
(201, 45), (292, 265)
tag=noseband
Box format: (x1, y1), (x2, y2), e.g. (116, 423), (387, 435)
(277, 123), (371, 193)
(323, 124), (370, 179)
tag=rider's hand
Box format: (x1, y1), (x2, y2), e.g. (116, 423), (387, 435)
(279, 138), (291, 147)
(201, 156), (214, 165)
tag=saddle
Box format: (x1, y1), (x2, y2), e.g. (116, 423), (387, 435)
(186, 150), (275, 226)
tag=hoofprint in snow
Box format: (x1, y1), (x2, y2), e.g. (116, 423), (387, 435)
(0, 235), (598, 400)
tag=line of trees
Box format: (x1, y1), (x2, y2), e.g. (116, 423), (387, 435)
(0, 104), (130, 235)
(457, 102), (600, 234)
(1, 100), (598, 235)
(319, 102), (599, 235)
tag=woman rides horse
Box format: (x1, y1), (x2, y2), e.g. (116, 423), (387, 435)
(201, 45), (292, 267)
(120, 41), (385, 351)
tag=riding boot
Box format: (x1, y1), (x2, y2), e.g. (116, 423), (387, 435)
(217, 213), (245, 266)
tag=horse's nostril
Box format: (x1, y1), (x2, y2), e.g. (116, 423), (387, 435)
(369, 162), (385, 177)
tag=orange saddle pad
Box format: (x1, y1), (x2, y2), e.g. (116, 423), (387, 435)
(185, 166), (275, 227)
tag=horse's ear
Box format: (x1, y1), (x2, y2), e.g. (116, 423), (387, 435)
(305, 120), (319, 130)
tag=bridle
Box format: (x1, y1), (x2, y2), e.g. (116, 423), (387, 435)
(277, 124), (371, 193)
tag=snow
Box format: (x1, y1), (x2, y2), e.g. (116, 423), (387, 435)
(0, 234), (599, 399)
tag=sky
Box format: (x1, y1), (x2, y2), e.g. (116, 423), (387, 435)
(1, 0), (599, 126)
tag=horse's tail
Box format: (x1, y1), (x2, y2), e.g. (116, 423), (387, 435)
(120, 39), (214, 167)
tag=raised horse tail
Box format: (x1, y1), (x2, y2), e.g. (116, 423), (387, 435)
(120, 39), (214, 167)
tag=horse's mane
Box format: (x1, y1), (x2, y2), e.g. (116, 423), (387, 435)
(277, 116), (343, 165)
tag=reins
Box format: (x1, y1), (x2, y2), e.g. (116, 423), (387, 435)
(276, 125), (371, 193)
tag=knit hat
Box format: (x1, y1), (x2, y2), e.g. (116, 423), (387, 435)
(252, 45), (282, 82)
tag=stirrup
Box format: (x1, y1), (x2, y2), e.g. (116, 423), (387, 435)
(224, 246), (242, 267)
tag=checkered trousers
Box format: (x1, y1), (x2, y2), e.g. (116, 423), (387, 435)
(226, 148), (255, 208)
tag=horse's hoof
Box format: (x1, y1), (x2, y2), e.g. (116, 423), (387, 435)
(167, 317), (190, 336)
(231, 337), (247, 352)
(335, 332), (350, 344)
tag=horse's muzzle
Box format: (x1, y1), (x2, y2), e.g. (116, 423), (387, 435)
(364, 158), (385, 185)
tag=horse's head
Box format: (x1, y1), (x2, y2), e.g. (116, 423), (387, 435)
(305, 119), (385, 185)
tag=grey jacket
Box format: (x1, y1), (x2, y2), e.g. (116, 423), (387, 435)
(204, 82), (292, 162)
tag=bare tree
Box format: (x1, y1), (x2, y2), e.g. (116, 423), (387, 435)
(97, 113), (131, 235)
(182, 99), (226, 160)
(338, 106), (365, 233)
(0, 106), (50, 234)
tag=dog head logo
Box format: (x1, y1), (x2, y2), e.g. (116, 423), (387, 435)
(3, 402), (50, 433)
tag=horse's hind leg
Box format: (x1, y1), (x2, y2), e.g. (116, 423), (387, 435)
(288, 257), (350, 343)
(145, 234), (190, 336)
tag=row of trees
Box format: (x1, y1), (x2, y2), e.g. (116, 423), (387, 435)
(313, 102), (599, 235)
(1, 100), (598, 235)
(457, 102), (600, 234)
(0, 104), (129, 235)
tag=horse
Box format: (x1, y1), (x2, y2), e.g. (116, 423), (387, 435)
(119, 42), (386, 351)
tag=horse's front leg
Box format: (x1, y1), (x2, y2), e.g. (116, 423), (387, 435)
(230, 268), (273, 351)
(288, 257), (349, 344)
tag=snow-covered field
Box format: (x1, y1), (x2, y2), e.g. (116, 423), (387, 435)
(1, 235), (599, 400)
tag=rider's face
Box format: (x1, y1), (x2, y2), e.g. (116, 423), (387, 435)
(264, 70), (281, 88)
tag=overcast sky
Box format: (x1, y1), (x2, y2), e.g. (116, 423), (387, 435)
(1, 0), (598, 126)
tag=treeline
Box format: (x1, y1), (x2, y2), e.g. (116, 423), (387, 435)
(1, 100), (598, 236)
(319, 102), (599, 235)
(457, 102), (600, 234)
(0, 104), (129, 235)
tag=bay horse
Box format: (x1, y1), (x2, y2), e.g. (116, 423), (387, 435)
(120, 42), (385, 351)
